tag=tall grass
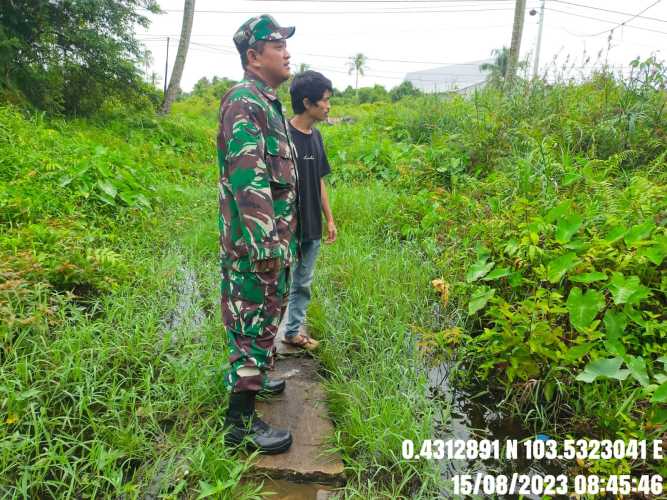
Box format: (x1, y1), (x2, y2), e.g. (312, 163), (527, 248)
(307, 183), (442, 497)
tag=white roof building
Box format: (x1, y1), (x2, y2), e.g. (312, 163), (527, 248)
(405, 58), (494, 94)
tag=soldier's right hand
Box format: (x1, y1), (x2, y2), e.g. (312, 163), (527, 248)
(255, 257), (281, 273)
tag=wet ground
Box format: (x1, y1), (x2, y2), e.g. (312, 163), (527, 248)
(159, 265), (570, 499)
(428, 360), (568, 499)
(244, 478), (336, 499)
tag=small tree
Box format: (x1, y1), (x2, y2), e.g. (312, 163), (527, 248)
(347, 53), (368, 90)
(389, 81), (421, 102)
(480, 48), (510, 86)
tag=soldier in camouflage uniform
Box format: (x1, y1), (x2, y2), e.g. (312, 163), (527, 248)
(217, 15), (299, 454)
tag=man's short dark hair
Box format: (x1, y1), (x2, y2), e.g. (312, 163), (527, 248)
(240, 40), (266, 69)
(290, 71), (333, 114)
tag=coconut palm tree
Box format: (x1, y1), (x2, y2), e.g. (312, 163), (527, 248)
(160, 0), (195, 114)
(347, 53), (367, 90)
(480, 48), (509, 85)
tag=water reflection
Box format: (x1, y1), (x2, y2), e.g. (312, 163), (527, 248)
(427, 360), (567, 499)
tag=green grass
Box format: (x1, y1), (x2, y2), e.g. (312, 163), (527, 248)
(4, 59), (667, 495)
(1, 169), (445, 497)
(1, 182), (263, 498)
(306, 183), (443, 498)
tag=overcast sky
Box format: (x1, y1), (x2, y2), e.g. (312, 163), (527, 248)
(136, 0), (667, 91)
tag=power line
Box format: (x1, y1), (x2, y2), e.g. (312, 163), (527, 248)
(135, 21), (509, 38)
(244, 0), (514, 2)
(146, 6), (518, 14)
(550, 0), (667, 24)
(545, 7), (667, 35)
(586, 0), (663, 37)
(164, 39), (497, 66)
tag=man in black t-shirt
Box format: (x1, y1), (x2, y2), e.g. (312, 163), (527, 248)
(281, 71), (337, 350)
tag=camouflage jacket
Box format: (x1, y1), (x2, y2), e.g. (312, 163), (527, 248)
(217, 71), (299, 272)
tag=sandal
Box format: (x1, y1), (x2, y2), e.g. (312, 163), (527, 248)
(281, 333), (320, 351)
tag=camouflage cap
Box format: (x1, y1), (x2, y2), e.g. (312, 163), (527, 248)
(233, 14), (295, 54)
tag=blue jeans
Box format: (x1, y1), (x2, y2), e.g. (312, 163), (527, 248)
(285, 239), (321, 339)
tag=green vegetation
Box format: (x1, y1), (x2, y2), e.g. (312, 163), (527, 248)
(2, 35), (666, 496)
(0, 1), (161, 115)
(319, 56), (667, 481)
(0, 95), (439, 496)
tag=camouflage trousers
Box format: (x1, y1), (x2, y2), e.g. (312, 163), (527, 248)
(221, 267), (289, 393)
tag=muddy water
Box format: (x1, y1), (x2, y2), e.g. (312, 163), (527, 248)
(245, 479), (336, 499)
(161, 263), (206, 344)
(428, 360), (567, 499)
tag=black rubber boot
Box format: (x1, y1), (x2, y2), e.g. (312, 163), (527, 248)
(223, 391), (292, 454)
(259, 378), (286, 396)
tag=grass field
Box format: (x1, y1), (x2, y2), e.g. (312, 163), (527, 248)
(2, 60), (667, 496)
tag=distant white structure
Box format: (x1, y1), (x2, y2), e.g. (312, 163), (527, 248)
(405, 58), (494, 95)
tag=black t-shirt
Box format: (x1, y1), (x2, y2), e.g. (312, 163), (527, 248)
(288, 123), (331, 241)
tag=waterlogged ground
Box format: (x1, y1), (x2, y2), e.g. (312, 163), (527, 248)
(1, 175), (582, 498)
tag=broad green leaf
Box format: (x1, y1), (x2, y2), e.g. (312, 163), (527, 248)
(465, 259), (495, 283)
(134, 194), (151, 208)
(624, 305), (647, 327)
(97, 179), (118, 199)
(576, 357), (630, 383)
(657, 355), (667, 368)
(570, 271), (608, 284)
(96, 163), (113, 178)
(651, 382), (667, 403)
(604, 339), (626, 356)
(624, 221), (655, 247)
(555, 214), (583, 244)
(118, 191), (134, 205)
(563, 239), (590, 252)
(468, 286), (495, 315)
(547, 252), (581, 283)
(638, 244), (667, 266)
(58, 174), (74, 187)
(575, 370), (598, 383)
(96, 192), (116, 206)
(504, 239), (520, 256)
(603, 310), (627, 340)
(627, 356), (650, 387)
(564, 342), (594, 362)
(608, 272), (650, 305)
(649, 408), (667, 426)
(567, 287), (605, 332)
(604, 226), (627, 244)
(482, 267), (511, 281)
(562, 172), (581, 187)
(508, 271), (523, 288)
(545, 200), (572, 223)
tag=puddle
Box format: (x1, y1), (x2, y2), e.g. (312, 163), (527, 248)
(161, 263), (206, 344)
(427, 360), (567, 499)
(243, 478), (336, 499)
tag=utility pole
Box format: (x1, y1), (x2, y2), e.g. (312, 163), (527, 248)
(163, 36), (170, 95)
(532, 0), (546, 79)
(506, 0), (527, 87)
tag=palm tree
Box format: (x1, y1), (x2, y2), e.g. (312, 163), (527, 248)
(347, 53), (367, 90)
(480, 48), (509, 85)
(160, 0), (195, 114)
